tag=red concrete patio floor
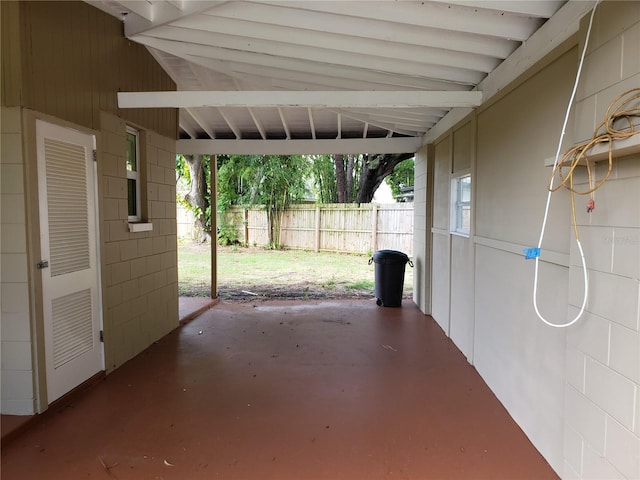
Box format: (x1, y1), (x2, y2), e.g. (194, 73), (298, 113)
(1, 299), (558, 479)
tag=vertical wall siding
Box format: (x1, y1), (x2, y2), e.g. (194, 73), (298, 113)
(18, 1), (177, 138)
(0, 2), (24, 107)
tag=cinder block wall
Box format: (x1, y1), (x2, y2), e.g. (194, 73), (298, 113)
(99, 112), (178, 372)
(562, 2), (640, 478)
(1, 106), (36, 414)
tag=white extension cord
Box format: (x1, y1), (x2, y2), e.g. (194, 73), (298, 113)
(531, 0), (601, 328)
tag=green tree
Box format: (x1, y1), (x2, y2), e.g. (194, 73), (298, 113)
(386, 158), (414, 200)
(217, 155), (310, 248)
(310, 153), (414, 204)
(310, 154), (337, 203)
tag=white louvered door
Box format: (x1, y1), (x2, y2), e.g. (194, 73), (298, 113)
(36, 120), (103, 404)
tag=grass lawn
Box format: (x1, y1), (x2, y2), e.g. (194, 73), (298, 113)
(178, 242), (413, 301)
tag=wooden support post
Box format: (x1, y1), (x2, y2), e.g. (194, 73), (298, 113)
(371, 204), (378, 254)
(243, 208), (249, 246)
(315, 206), (321, 252)
(210, 155), (218, 299)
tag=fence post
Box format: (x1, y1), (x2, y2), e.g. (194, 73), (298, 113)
(243, 208), (249, 246)
(371, 204), (378, 254)
(315, 206), (321, 252)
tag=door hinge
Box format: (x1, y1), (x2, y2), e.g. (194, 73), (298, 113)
(99, 330), (104, 342)
(36, 260), (49, 269)
(92, 149), (97, 162)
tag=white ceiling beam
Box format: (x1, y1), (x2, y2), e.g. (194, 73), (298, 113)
(134, 34), (485, 85)
(273, 1), (540, 41)
(331, 108), (436, 130)
(247, 107), (267, 140)
(426, 0), (597, 143)
(430, 0), (564, 18)
(217, 109), (242, 139)
(178, 110), (198, 139)
(277, 107), (291, 140)
(363, 123), (369, 138)
(156, 22), (499, 73)
(122, 1), (225, 36)
(307, 109), (317, 140)
(118, 91), (483, 109)
(185, 107), (216, 139)
(209, 2), (516, 59)
(343, 108), (445, 122)
(177, 137), (423, 155)
(330, 110), (426, 137)
(337, 114), (341, 140)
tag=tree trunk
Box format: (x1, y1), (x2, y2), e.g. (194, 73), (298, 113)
(355, 153), (414, 203)
(183, 154), (211, 242)
(346, 154), (355, 201)
(334, 154), (347, 203)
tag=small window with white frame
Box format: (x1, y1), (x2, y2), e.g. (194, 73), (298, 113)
(126, 126), (141, 222)
(451, 173), (471, 236)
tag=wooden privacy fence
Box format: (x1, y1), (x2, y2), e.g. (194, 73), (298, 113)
(221, 203), (413, 256)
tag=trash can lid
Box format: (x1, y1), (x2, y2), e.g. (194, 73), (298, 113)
(372, 249), (410, 264)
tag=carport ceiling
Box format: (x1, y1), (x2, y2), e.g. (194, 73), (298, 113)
(89, 0), (595, 155)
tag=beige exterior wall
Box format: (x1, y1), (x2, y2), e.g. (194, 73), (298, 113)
(99, 112), (178, 373)
(422, 2), (639, 477)
(1, 2), (179, 414)
(1, 106), (36, 414)
(562, 2), (640, 478)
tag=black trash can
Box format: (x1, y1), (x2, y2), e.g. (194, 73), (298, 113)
(369, 250), (413, 307)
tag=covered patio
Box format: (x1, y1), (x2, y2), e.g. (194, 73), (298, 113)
(1, 299), (556, 479)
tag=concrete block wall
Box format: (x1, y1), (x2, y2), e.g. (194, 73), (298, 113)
(99, 112), (178, 373)
(1, 106), (36, 415)
(563, 3), (640, 478)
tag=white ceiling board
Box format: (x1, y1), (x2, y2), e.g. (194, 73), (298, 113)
(205, 2), (518, 58)
(88, 0), (581, 152)
(272, 1), (543, 41)
(431, 0), (565, 18)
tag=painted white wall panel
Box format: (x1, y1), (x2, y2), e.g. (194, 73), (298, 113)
(431, 232), (450, 333)
(449, 234), (474, 360)
(474, 245), (567, 471)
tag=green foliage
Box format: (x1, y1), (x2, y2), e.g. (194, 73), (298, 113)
(310, 155), (337, 203)
(386, 158), (414, 199)
(217, 223), (238, 246)
(217, 155), (311, 248)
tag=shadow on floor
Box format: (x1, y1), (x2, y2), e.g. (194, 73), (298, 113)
(1, 299), (558, 479)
